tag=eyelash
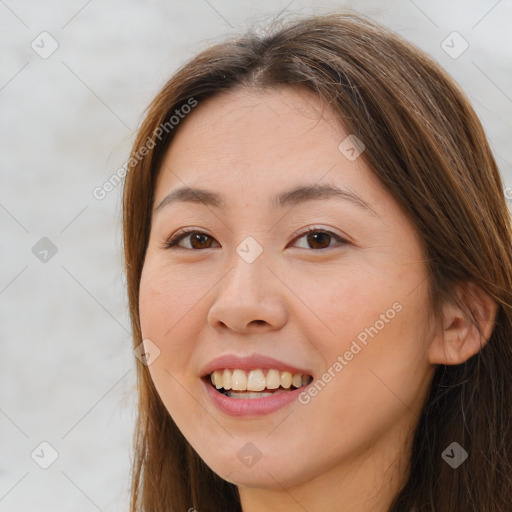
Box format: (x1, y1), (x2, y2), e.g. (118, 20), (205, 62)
(162, 226), (348, 251)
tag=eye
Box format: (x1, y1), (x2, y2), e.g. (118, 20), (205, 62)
(163, 230), (219, 250)
(290, 227), (347, 250)
(163, 227), (347, 251)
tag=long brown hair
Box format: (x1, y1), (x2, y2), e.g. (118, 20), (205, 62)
(123, 12), (512, 511)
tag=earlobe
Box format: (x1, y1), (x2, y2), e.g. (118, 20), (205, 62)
(427, 282), (498, 366)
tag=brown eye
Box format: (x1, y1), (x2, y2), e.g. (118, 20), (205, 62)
(305, 232), (332, 249)
(165, 231), (219, 250)
(188, 233), (214, 249)
(293, 229), (346, 250)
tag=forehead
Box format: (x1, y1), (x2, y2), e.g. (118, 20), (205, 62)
(154, 86), (375, 201)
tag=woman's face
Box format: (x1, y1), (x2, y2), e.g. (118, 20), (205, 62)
(139, 86), (436, 493)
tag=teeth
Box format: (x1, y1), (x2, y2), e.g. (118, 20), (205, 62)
(266, 369), (281, 389)
(228, 389), (291, 399)
(292, 373), (302, 388)
(222, 369), (232, 390)
(247, 369), (266, 391)
(209, 368), (311, 392)
(231, 369), (247, 391)
(280, 371), (292, 389)
(212, 371), (222, 389)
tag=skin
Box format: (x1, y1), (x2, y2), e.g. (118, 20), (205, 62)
(138, 85), (497, 512)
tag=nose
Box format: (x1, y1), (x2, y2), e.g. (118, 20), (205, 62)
(207, 253), (288, 334)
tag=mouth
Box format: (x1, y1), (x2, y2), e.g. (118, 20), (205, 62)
(203, 368), (314, 399)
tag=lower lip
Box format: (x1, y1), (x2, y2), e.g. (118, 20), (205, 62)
(201, 378), (308, 417)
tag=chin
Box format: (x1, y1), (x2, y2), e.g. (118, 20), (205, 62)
(203, 453), (315, 490)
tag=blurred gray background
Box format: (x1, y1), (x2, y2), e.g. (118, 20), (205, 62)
(1, 1), (511, 511)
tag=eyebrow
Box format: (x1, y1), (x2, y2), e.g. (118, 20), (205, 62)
(154, 183), (376, 216)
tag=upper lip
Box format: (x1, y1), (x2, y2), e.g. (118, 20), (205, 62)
(200, 354), (313, 378)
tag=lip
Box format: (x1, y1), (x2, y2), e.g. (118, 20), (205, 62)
(201, 377), (311, 416)
(199, 353), (313, 378)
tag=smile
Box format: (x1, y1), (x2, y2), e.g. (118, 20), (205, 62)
(199, 354), (315, 415)
(209, 368), (313, 398)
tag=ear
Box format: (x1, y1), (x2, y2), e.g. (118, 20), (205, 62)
(428, 282), (498, 365)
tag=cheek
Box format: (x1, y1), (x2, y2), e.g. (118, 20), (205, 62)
(139, 261), (205, 342)
(291, 264), (431, 418)
(138, 263), (208, 383)
(138, 264), (211, 426)
(288, 264), (402, 353)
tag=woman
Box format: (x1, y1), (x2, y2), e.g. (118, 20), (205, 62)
(122, 12), (512, 512)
